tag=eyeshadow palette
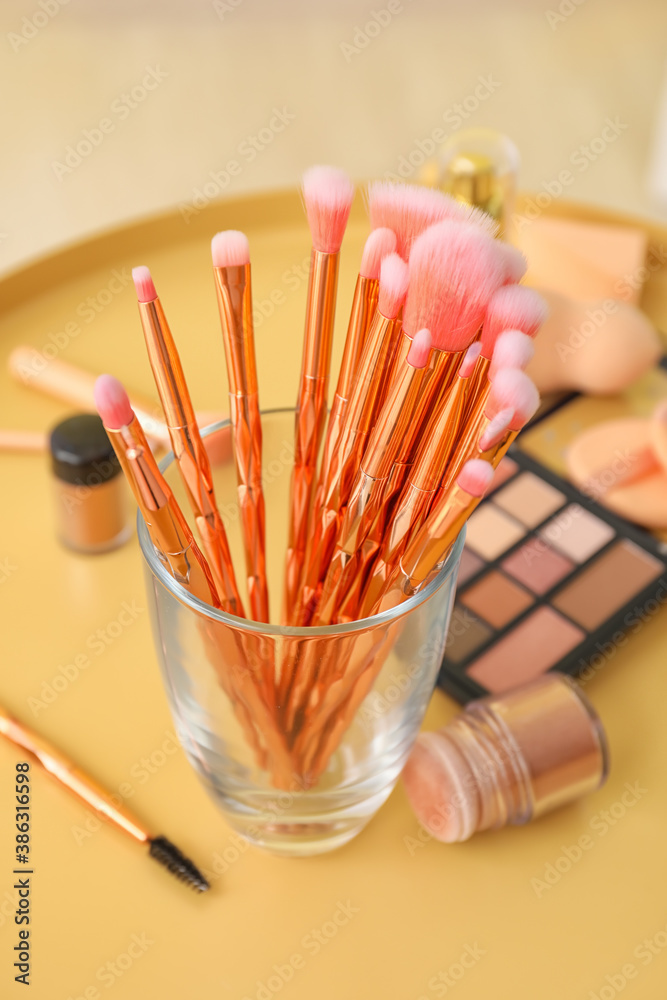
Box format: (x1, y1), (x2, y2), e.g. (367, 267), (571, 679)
(437, 448), (667, 704)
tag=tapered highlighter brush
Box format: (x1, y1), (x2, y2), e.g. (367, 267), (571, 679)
(7, 347), (232, 464)
(0, 703), (209, 891)
(367, 180), (497, 260)
(132, 267), (244, 617)
(283, 166), (354, 623)
(211, 230), (268, 623)
(291, 252), (409, 627)
(314, 329), (433, 626)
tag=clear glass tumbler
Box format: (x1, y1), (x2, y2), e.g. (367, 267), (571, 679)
(138, 409), (463, 856)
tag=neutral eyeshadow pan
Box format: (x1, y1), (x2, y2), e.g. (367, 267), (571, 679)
(552, 539), (665, 630)
(465, 504), (525, 560)
(541, 504), (615, 563)
(467, 606), (585, 693)
(444, 606), (493, 664)
(493, 472), (565, 528)
(501, 537), (575, 595)
(457, 548), (485, 586)
(460, 570), (534, 628)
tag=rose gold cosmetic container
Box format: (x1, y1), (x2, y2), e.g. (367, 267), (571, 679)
(403, 674), (609, 842)
(49, 414), (130, 554)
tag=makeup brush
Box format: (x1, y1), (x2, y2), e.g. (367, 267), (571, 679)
(132, 266), (244, 618)
(367, 181), (497, 260)
(7, 347), (231, 463)
(441, 368), (541, 497)
(95, 376), (287, 779)
(358, 342), (484, 617)
(283, 166), (354, 623)
(211, 230), (268, 623)
(464, 284), (547, 415)
(488, 329), (535, 378)
(314, 329), (433, 626)
(292, 252), (409, 627)
(94, 375), (222, 608)
(298, 460), (496, 779)
(0, 703), (209, 891)
(296, 228), (398, 623)
(379, 458), (496, 606)
(328, 223), (507, 623)
(499, 243), (528, 284)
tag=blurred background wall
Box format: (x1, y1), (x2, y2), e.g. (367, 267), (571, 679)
(2, 0), (666, 275)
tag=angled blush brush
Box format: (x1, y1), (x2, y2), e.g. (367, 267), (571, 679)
(212, 230), (268, 623)
(283, 166), (354, 624)
(0, 703), (209, 892)
(132, 266), (244, 618)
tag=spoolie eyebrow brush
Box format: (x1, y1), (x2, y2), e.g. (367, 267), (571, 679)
(0, 704), (209, 892)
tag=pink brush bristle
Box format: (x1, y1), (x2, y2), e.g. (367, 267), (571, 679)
(94, 375), (134, 430)
(459, 342), (482, 378)
(132, 266), (157, 303)
(407, 328), (432, 368)
(487, 368), (540, 429)
(377, 253), (409, 318)
(302, 166), (354, 254)
(211, 230), (250, 267)
(360, 227), (397, 280)
(367, 182), (496, 259)
(404, 221), (506, 352)
(489, 330), (535, 378)
(480, 285), (548, 358)
(499, 244), (528, 284)
(478, 407), (514, 451)
(457, 458), (494, 498)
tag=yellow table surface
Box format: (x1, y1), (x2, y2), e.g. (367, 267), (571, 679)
(1, 191), (666, 999)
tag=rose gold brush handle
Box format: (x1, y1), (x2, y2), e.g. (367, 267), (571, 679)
(136, 297), (244, 617)
(0, 707), (150, 843)
(213, 262), (269, 624)
(283, 249), (339, 623)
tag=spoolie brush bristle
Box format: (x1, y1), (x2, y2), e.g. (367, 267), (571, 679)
(405, 221), (506, 353)
(487, 368), (540, 429)
(457, 459), (494, 498)
(302, 166), (354, 254)
(481, 285), (548, 358)
(148, 836), (210, 893)
(367, 182), (496, 259)
(360, 227), (397, 280)
(132, 266), (157, 303)
(211, 230), (250, 268)
(94, 375), (134, 430)
(378, 253), (409, 318)
(407, 328), (432, 368)
(489, 330), (535, 378)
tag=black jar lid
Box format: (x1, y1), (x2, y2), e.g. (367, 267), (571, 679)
(49, 414), (121, 486)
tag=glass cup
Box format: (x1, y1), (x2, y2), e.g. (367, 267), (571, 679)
(138, 409), (463, 856)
